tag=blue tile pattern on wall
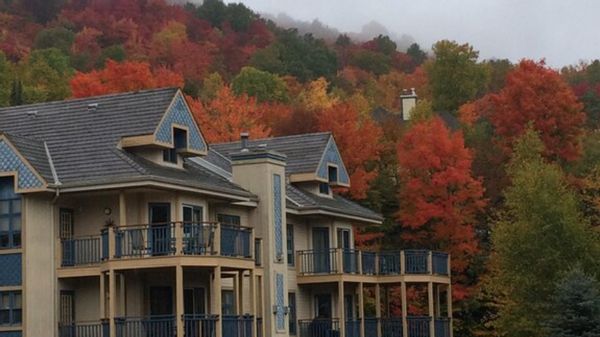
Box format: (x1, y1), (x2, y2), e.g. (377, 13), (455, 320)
(0, 140), (44, 190)
(273, 174), (283, 260)
(317, 138), (350, 184)
(155, 93), (207, 152)
(275, 273), (285, 330)
(0, 331), (22, 337)
(0, 254), (21, 286)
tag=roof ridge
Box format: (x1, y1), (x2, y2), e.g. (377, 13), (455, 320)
(0, 87), (179, 112)
(211, 131), (332, 146)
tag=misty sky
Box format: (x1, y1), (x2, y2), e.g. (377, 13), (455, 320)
(223, 0), (599, 68)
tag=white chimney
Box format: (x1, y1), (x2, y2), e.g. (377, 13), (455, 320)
(400, 88), (418, 121)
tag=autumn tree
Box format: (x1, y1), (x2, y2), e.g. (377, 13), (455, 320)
(296, 77), (339, 112)
(489, 130), (600, 337)
(20, 48), (73, 103)
(33, 27), (75, 55)
(189, 86), (270, 143)
(231, 66), (289, 103)
(426, 40), (488, 112)
(70, 60), (183, 98)
(397, 117), (486, 298)
(472, 60), (586, 162)
(317, 103), (383, 199)
(0, 53), (13, 107)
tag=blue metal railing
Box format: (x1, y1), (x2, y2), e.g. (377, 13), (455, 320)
(364, 317), (379, 337)
(381, 317), (403, 337)
(299, 318), (340, 337)
(101, 229), (108, 260)
(182, 222), (216, 255)
(432, 252), (449, 276)
(434, 318), (451, 337)
(59, 321), (109, 337)
(379, 252), (401, 275)
(407, 316), (431, 337)
(184, 314), (218, 337)
(115, 315), (175, 337)
(221, 225), (252, 258)
(404, 250), (429, 274)
(346, 319), (361, 337)
(114, 224), (176, 258)
(61, 236), (102, 267)
(298, 249), (338, 274)
(222, 315), (253, 337)
(362, 252), (377, 275)
(343, 249), (359, 273)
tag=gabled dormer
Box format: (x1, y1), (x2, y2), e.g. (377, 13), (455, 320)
(119, 89), (208, 168)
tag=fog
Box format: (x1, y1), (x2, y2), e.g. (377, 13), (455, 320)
(217, 0), (600, 68)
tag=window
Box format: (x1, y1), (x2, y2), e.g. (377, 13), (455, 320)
(59, 209), (74, 239)
(287, 224), (294, 266)
(318, 183), (330, 195)
(163, 148), (177, 164)
(183, 205), (203, 224)
(174, 128), (187, 149)
(184, 288), (206, 315)
(328, 166), (338, 183)
(217, 214), (241, 227)
(222, 290), (235, 315)
(0, 177), (21, 249)
(0, 291), (21, 326)
(288, 293), (297, 335)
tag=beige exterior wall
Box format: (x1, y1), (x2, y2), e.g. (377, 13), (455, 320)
(24, 194), (57, 337)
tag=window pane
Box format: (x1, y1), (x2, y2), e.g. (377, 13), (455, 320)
(0, 294), (9, 309)
(0, 218), (8, 231)
(11, 200), (20, 214)
(12, 309), (22, 324)
(0, 201), (9, 215)
(12, 232), (20, 248)
(12, 216), (20, 231)
(0, 310), (9, 325)
(0, 234), (8, 248)
(13, 293), (21, 308)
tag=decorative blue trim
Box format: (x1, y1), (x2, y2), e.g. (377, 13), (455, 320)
(0, 140), (44, 190)
(275, 273), (285, 330)
(273, 174), (283, 260)
(316, 137), (350, 185)
(0, 254), (21, 286)
(155, 93), (207, 153)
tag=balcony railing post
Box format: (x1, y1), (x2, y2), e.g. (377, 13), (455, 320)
(214, 223), (221, 255)
(108, 225), (116, 260)
(400, 251), (406, 275)
(250, 227), (255, 260)
(358, 250), (363, 274)
(337, 248), (343, 274)
(428, 251), (433, 275)
(175, 222), (184, 255)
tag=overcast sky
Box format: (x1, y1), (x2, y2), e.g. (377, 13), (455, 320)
(223, 0), (599, 68)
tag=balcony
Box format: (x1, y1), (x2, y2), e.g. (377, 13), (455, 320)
(115, 315), (175, 337)
(296, 249), (450, 283)
(299, 317), (450, 337)
(58, 321), (109, 337)
(59, 222), (255, 272)
(299, 318), (340, 337)
(107, 315), (253, 337)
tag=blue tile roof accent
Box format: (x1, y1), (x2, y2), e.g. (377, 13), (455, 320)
(0, 139), (44, 191)
(155, 93), (207, 153)
(275, 273), (285, 330)
(316, 137), (350, 185)
(273, 174), (283, 260)
(0, 254), (21, 286)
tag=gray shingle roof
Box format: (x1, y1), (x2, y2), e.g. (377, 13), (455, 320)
(210, 132), (331, 175)
(286, 184), (382, 222)
(0, 88), (253, 198)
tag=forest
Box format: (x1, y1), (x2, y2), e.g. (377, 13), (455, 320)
(2, 0), (600, 336)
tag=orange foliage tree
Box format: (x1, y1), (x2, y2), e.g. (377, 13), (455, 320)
(70, 60), (183, 97)
(397, 117), (486, 299)
(317, 103), (383, 199)
(188, 86), (270, 143)
(466, 60), (586, 162)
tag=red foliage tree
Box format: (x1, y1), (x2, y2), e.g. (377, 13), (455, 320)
(470, 60), (586, 162)
(189, 87), (270, 143)
(397, 117), (486, 299)
(317, 103), (383, 199)
(70, 60), (183, 97)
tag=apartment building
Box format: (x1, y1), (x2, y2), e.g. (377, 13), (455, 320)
(0, 88), (451, 337)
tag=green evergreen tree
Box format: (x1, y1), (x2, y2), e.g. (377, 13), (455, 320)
(231, 66), (289, 103)
(9, 79), (22, 106)
(545, 268), (600, 337)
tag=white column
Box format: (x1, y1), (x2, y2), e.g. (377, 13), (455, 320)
(176, 265), (184, 337)
(213, 266), (222, 337)
(338, 280), (346, 337)
(358, 283), (365, 337)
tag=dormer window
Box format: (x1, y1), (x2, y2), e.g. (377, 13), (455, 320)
(319, 182), (330, 195)
(163, 128), (187, 164)
(328, 165), (338, 183)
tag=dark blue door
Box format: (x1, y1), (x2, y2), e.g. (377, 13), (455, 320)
(312, 228), (330, 273)
(149, 203), (171, 256)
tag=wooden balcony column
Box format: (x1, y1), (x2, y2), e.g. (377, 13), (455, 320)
(337, 248), (344, 274)
(214, 223), (221, 255)
(401, 282), (408, 337)
(109, 269), (116, 337)
(400, 251), (406, 274)
(428, 282), (435, 337)
(338, 280), (346, 337)
(212, 266), (222, 337)
(176, 265), (185, 337)
(358, 282), (365, 337)
(249, 269), (257, 337)
(447, 284), (453, 337)
(375, 283), (381, 337)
